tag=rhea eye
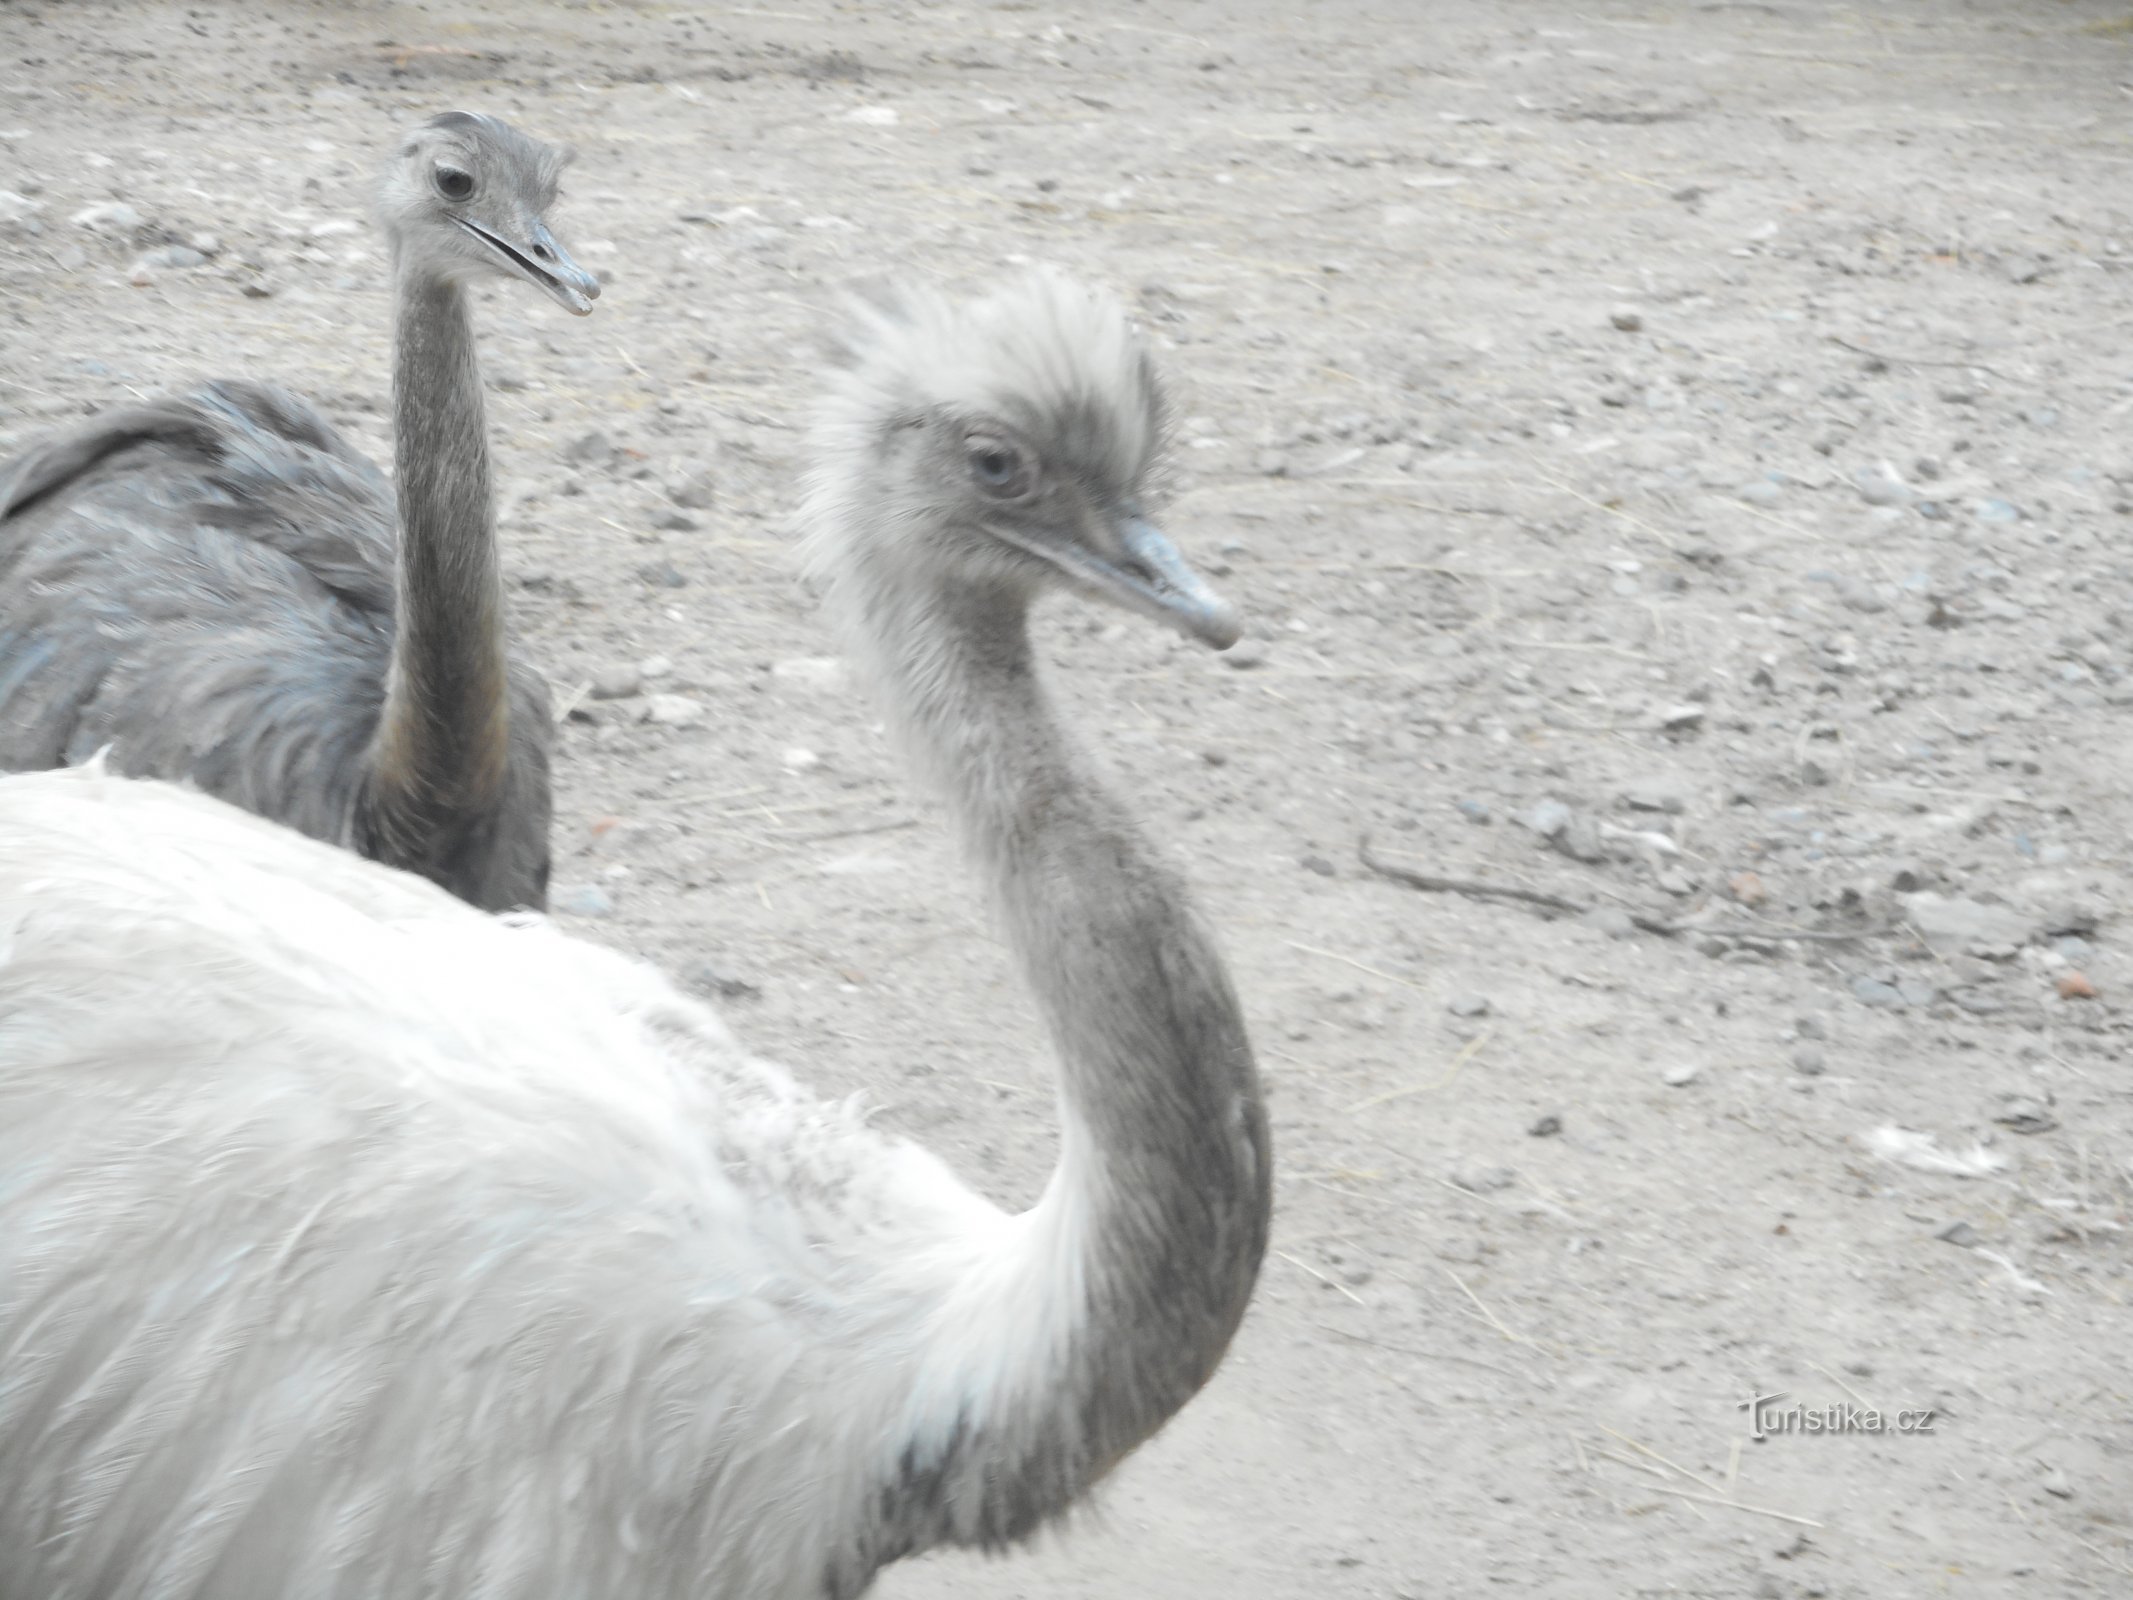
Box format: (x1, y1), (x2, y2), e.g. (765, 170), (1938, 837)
(434, 165), (475, 202)
(966, 436), (1030, 498)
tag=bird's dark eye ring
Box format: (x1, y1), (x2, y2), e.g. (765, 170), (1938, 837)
(434, 165), (476, 202)
(966, 435), (1029, 498)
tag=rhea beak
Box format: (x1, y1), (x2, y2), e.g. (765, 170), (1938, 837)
(1028, 515), (1243, 650)
(456, 217), (601, 316)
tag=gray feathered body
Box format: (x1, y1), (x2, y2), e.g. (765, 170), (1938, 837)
(0, 380), (551, 910)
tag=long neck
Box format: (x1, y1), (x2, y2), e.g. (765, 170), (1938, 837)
(845, 560), (1271, 1555)
(367, 268), (512, 836)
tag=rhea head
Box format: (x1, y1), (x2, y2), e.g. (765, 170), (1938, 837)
(377, 110), (601, 317)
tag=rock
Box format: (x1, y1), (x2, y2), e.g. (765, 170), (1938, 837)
(1455, 799), (1492, 825)
(1796, 1015), (1827, 1040)
(771, 655), (850, 693)
(682, 960), (761, 1001)
(781, 747), (823, 773)
(1657, 704), (1706, 734)
(1449, 1165), (1516, 1194)
(1661, 1061), (1702, 1087)
(2041, 1469), (2075, 1501)
(1897, 977), (1940, 1007)
(1519, 799), (1572, 839)
(1790, 1047), (1825, 1076)
(1253, 450), (1290, 477)
(1853, 465), (1913, 507)
(1220, 637), (1268, 669)
(641, 693), (707, 727)
(1736, 479), (1783, 509)
(1851, 976), (1906, 1008)
(1936, 1220), (1980, 1248)
(1447, 994), (1490, 1018)
(1609, 305), (1644, 332)
(1619, 773), (1691, 814)
(1727, 869), (1768, 907)
(589, 664), (642, 700)
(561, 430), (612, 467)
(2056, 970), (2097, 1000)
(0, 189), (42, 225)
(1900, 891), (2031, 955)
(71, 200), (144, 232)
(1528, 1112), (1562, 1137)
(187, 231), (221, 256)
(1994, 1096), (2058, 1134)
(555, 884), (615, 917)
(1972, 497), (2021, 523)
(1581, 906), (1636, 940)
(638, 654), (674, 680)
(1299, 854), (1335, 878)
(664, 461), (718, 509)
(654, 510), (700, 532)
(1835, 576), (1887, 614)
(635, 560), (688, 588)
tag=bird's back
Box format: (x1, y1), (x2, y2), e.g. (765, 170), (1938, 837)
(0, 766), (1005, 1599)
(1, 381), (402, 844)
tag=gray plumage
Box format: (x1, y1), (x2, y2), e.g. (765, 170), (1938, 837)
(0, 111), (599, 910)
(0, 270), (1267, 1599)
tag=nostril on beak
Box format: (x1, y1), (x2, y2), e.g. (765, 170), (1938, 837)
(532, 243), (554, 261)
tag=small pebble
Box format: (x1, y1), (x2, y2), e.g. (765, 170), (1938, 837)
(1736, 479), (1783, 509)
(561, 430), (612, 467)
(1221, 637), (1268, 669)
(682, 960), (761, 1001)
(2056, 970), (2097, 1000)
(781, 747), (823, 773)
(1661, 1062), (1702, 1087)
(589, 665), (642, 700)
(1582, 906), (1636, 940)
(1454, 799), (1491, 824)
(1994, 1097), (2057, 1135)
(1254, 450), (1290, 477)
(1609, 305), (1643, 332)
(635, 560), (688, 588)
(641, 693), (707, 727)
(1851, 976), (1906, 1008)
(665, 463), (718, 509)
(1528, 1112), (1563, 1137)
(71, 199), (144, 232)
(1790, 1046), (1825, 1076)
(654, 510), (700, 533)
(639, 654), (674, 680)
(555, 884), (615, 917)
(1853, 466), (1913, 508)
(1447, 994), (1490, 1019)
(1299, 853), (1335, 878)
(1449, 1166), (1516, 1194)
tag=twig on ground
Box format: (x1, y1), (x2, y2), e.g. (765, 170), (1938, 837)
(1358, 835), (1681, 935)
(1359, 836), (1888, 946)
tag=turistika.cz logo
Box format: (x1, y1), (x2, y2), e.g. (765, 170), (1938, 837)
(1741, 1391), (1938, 1441)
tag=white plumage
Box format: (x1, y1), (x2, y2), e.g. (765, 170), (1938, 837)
(0, 272), (1268, 1599)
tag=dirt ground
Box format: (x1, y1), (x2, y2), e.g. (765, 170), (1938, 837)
(3, 0), (2131, 1594)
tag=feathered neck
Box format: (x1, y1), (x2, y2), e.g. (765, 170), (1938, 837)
(366, 265), (513, 849)
(822, 531), (1271, 1561)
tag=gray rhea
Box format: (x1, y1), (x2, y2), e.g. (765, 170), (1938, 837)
(0, 271), (1267, 1599)
(0, 111), (598, 910)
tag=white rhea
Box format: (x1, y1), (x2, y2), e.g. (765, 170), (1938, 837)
(0, 271), (1269, 1599)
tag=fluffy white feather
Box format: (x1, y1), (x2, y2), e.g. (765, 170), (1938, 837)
(0, 765), (1012, 1599)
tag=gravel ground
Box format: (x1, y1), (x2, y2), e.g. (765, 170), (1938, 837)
(3, 2), (2130, 1595)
